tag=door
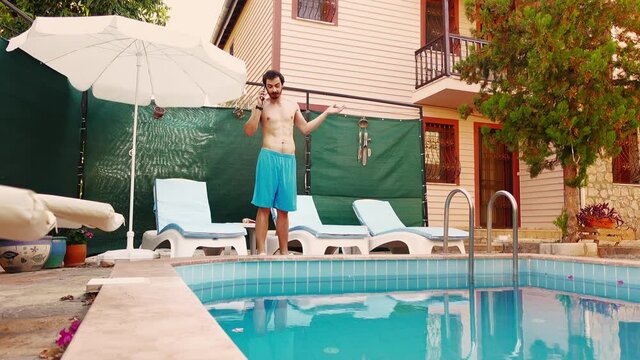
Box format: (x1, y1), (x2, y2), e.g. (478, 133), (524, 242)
(476, 125), (518, 228)
(425, 0), (459, 45)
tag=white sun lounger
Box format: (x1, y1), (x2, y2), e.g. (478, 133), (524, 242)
(352, 199), (467, 254)
(266, 195), (369, 255)
(141, 179), (247, 258)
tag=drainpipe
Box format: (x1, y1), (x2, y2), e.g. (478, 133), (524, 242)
(443, 0), (451, 75)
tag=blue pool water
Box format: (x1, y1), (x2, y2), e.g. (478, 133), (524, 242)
(208, 287), (640, 359)
(176, 258), (640, 359)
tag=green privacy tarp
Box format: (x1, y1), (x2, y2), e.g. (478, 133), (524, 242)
(1, 38), (424, 252)
(83, 102), (306, 254)
(0, 38), (81, 197)
(309, 113), (423, 226)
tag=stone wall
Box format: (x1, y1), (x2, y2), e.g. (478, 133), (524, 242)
(585, 157), (640, 239)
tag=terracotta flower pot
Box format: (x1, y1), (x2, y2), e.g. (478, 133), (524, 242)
(64, 244), (87, 267)
(586, 217), (616, 229)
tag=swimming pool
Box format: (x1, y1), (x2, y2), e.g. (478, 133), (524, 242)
(176, 257), (640, 359)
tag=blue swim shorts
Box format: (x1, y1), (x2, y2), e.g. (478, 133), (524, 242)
(251, 148), (297, 212)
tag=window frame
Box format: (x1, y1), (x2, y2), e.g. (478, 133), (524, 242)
(292, 0), (339, 25)
(423, 117), (460, 185)
(612, 130), (640, 185)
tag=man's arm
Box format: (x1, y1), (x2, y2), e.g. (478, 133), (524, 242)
(244, 89), (266, 136)
(294, 104), (345, 135)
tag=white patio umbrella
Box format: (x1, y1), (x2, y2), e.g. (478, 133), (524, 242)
(7, 15), (247, 260)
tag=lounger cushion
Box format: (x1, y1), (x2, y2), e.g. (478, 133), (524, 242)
(353, 199), (468, 240)
(160, 222), (246, 239)
(0, 185), (56, 241)
(276, 195), (369, 239)
(352, 199), (407, 236)
(291, 224), (370, 239)
(407, 226), (468, 240)
(154, 179), (246, 237)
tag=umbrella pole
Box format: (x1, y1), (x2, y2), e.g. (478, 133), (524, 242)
(126, 54), (142, 252)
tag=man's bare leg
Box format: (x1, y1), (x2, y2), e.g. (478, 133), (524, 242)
(255, 207), (270, 254)
(275, 209), (289, 255)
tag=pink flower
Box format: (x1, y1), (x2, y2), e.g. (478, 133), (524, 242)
(56, 329), (73, 347)
(69, 319), (81, 333)
(55, 318), (81, 349)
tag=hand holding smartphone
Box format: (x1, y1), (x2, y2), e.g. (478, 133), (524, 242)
(259, 88), (266, 103)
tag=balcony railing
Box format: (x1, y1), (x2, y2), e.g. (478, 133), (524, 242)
(415, 34), (489, 89)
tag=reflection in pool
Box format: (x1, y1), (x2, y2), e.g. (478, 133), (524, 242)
(208, 286), (640, 360)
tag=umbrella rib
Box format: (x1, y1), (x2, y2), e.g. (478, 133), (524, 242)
(91, 39), (139, 87)
(142, 42), (157, 100)
(149, 43), (209, 100)
(169, 46), (245, 85)
(42, 36), (136, 64)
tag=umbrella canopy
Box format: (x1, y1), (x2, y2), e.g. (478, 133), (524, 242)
(7, 16), (247, 259)
(7, 15), (246, 107)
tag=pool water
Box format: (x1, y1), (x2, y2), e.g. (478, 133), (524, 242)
(208, 286), (640, 360)
(177, 258), (640, 359)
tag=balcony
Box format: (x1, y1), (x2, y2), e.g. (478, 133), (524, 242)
(412, 34), (489, 108)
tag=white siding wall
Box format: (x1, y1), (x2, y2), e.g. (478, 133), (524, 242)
(519, 164), (564, 229)
(224, 0), (274, 104)
(457, 1), (474, 37)
(279, 0), (420, 119)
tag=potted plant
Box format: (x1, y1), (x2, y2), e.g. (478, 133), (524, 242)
(577, 203), (624, 229)
(61, 228), (93, 267)
(43, 232), (67, 269)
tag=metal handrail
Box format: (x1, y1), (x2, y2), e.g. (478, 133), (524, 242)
(486, 190), (519, 281)
(443, 188), (475, 283)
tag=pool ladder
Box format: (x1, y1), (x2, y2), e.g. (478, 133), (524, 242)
(442, 188), (519, 284)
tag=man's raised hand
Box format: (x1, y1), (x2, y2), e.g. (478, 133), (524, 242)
(326, 104), (345, 114)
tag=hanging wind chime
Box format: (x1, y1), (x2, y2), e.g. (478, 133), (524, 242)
(357, 117), (372, 166)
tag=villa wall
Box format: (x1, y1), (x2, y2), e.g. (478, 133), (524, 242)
(223, 0), (274, 102)
(456, 0), (474, 37)
(585, 158), (640, 238)
(519, 163), (564, 229)
(279, 0), (420, 119)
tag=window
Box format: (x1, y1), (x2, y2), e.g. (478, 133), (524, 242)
(295, 0), (337, 24)
(424, 121), (460, 183)
(613, 130), (640, 184)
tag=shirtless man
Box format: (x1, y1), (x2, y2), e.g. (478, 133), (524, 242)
(244, 70), (344, 255)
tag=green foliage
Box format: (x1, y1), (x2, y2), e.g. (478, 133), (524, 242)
(0, 0), (169, 39)
(59, 227), (94, 245)
(553, 209), (569, 240)
(459, 0), (640, 186)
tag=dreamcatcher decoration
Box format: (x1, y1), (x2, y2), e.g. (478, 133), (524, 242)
(357, 117), (372, 166)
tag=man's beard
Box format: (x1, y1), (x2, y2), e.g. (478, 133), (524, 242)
(268, 91), (280, 99)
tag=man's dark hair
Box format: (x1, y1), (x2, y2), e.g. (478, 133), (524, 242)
(262, 70), (285, 86)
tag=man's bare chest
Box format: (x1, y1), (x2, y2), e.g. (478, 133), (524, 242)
(263, 106), (295, 123)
